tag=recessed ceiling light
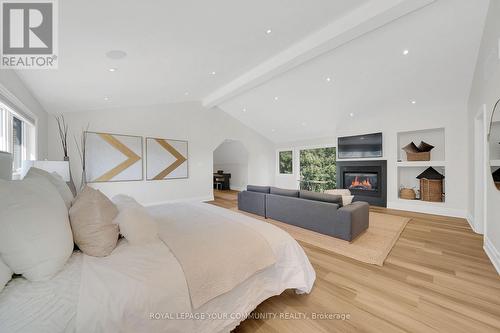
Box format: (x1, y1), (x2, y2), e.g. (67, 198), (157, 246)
(265, 29), (272, 35)
(184, 92), (189, 96)
(301, 122), (307, 127)
(104, 96), (110, 101)
(108, 68), (117, 72)
(271, 129), (276, 132)
(242, 108), (247, 112)
(326, 77), (332, 82)
(210, 71), (216, 76)
(349, 112), (355, 117)
(403, 49), (409, 55)
(411, 100), (416, 104)
(105, 50), (127, 59)
(273, 96), (279, 101)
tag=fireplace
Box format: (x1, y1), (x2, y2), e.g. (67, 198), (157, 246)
(336, 160), (387, 207)
(345, 172), (378, 192)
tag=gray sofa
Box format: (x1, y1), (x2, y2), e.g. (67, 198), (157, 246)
(238, 185), (369, 242)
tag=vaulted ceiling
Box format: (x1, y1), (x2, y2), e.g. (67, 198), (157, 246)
(15, 0), (489, 143)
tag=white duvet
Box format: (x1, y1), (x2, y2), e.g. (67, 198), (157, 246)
(0, 202), (315, 333)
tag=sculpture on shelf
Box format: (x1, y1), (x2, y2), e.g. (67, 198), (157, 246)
(416, 167), (444, 202)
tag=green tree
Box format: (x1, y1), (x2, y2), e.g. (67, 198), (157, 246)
(279, 150), (293, 174)
(299, 147), (336, 192)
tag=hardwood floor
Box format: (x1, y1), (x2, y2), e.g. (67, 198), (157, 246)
(208, 190), (500, 333)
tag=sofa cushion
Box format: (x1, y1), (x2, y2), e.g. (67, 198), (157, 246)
(270, 187), (299, 197)
(247, 185), (271, 193)
(300, 190), (343, 206)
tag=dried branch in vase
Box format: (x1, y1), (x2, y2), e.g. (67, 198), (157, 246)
(54, 115), (69, 158)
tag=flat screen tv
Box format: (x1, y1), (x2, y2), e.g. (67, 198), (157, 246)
(337, 132), (383, 159)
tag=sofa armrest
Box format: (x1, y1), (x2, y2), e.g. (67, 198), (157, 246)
(238, 191), (267, 217)
(336, 201), (369, 241)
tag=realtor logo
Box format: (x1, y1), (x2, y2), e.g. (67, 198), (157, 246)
(1, 0), (58, 69)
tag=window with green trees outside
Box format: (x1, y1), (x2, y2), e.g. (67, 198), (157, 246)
(279, 150), (293, 174)
(299, 147), (336, 192)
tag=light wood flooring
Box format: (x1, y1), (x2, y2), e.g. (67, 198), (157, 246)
(208, 190), (500, 333)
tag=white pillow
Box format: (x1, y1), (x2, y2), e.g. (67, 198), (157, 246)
(325, 189), (351, 196)
(0, 257), (12, 292)
(112, 195), (159, 245)
(342, 195), (355, 206)
(0, 178), (74, 281)
(25, 167), (74, 209)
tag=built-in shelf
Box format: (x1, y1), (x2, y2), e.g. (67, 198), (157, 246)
(491, 160), (500, 167)
(396, 127), (446, 205)
(396, 161), (447, 167)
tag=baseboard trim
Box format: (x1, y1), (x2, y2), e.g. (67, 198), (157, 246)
(386, 201), (467, 219)
(144, 195), (214, 207)
(466, 214), (482, 234)
(484, 236), (500, 275)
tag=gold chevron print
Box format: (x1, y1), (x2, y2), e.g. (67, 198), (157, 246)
(94, 133), (141, 182)
(152, 139), (187, 180)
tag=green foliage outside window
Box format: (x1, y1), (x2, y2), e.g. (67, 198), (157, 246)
(279, 150), (293, 174)
(299, 147), (336, 192)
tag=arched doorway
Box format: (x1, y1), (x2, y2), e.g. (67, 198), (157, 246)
(213, 140), (249, 196)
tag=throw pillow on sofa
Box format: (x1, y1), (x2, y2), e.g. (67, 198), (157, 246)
(69, 186), (119, 257)
(0, 178), (74, 281)
(299, 190), (343, 206)
(324, 189), (354, 206)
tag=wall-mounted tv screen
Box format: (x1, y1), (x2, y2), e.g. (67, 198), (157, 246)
(337, 132), (383, 159)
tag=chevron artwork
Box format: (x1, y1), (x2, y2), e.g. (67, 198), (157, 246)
(85, 132), (143, 182)
(146, 137), (188, 180)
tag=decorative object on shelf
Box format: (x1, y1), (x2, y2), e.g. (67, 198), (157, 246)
(488, 98), (500, 191)
(399, 187), (416, 200)
(146, 137), (188, 180)
(493, 168), (500, 190)
(55, 115), (77, 196)
(402, 141), (435, 161)
(85, 131), (143, 182)
(416, 167), (444, 202)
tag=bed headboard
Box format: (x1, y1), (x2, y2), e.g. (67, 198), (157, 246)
(0, 151), (13, 180)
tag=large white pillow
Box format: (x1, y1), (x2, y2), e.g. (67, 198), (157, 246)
(112, 195), (159, 245)
(0, 178), (73, 281)
(25, 167), (74, 209)
(0, 257), (12, 292)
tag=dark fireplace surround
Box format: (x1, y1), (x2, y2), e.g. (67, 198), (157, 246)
(336, 160), (387, 207)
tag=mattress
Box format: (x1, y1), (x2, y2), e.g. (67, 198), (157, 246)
(0, 202), (315, 333)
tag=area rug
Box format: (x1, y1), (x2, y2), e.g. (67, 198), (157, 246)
(268, 212), (411, 266)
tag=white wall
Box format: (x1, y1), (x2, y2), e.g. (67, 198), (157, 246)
(468, 0), (500, 273)
(213, 140), (249, 191)
(0, 70), (49, 159)
(47, 102), (275, 205)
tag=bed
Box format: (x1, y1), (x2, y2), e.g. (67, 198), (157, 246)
(0, 201), (315, 333)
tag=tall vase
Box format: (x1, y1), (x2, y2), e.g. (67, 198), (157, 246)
(64, 156), (77, 196)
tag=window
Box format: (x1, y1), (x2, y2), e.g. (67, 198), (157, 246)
(299, 147), (336, 192)
(0, 101), (36, 174)
(278, 150), (293, 174)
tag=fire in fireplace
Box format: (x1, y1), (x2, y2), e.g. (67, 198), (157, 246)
(344, 172), (378, 192)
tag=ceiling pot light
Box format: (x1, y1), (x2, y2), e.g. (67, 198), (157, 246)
(301, 122), (307, 127)
(411, 100), (416, 104)
(242, 108), (247, 112)
(273, 96), (279, 101)
(184, 92), (189, 96)
(266, 29), (272, 35)
(403, 49), (409, 55)
(210, 71), (216, 76)
(104, 96), (110, 101)
(271, 129), (276, 132)
(349, 112), (355, 117)
(326, 77), (332, 82)
(105, 50), (127, 59)
(108, 68), (117, 72)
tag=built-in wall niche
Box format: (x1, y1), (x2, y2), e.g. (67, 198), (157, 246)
(398, 166), (446, 202)
(397, 127), (445, 162)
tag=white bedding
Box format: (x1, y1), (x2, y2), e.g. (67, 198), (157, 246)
(0, 202), (315, 333)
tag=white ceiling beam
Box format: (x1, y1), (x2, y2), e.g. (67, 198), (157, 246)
(202, 0), (436, 108)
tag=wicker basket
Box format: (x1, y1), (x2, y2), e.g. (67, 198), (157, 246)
(420, 178), (443, 202)
(400, 188), (416, 200)
(406, 151), (431, 161)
